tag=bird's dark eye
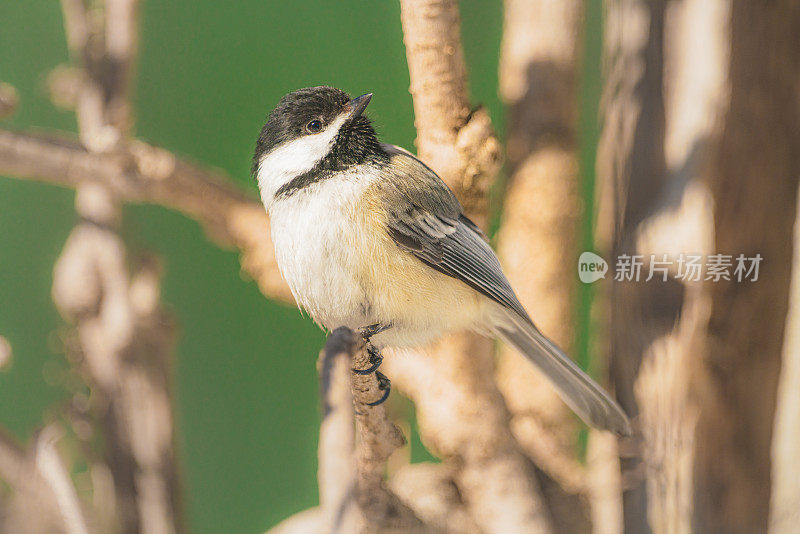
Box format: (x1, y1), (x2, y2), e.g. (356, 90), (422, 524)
(306, 119), (322, 134)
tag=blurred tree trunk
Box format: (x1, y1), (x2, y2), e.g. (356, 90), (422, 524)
(629, 0), (727, 532)
(601, 0), (800, 532)
(692, 1), (800, 532)
(597, 0), (668, 531)
(496, 0), (587, 502)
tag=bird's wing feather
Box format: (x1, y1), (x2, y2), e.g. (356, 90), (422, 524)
(376, 144), (632, 435)
(378, 144), (528, 318)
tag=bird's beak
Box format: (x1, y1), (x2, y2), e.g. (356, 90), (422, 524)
(344, 93), (372, 122)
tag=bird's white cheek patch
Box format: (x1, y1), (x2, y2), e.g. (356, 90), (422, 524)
(255, 113), (350, 204)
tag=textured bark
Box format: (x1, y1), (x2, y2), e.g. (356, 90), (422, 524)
(692, 1), (800, 532)
(495, 0), (586, 497)
(348, 334), (422, 531)
(276, 328), (424, 534)
(598, 1), (736, 532)
(399, 0), (502, 225)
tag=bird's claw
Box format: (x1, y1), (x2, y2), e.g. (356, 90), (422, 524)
(366, 371), (391, 406)
(352, 345), (383, 375)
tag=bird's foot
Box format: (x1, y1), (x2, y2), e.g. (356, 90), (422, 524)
(358, 322), (391, 343)
(366, 371), (391, 406)
(352, 344), (383, 375)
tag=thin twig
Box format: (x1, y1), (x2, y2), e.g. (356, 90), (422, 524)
(0, 429), (29, 494)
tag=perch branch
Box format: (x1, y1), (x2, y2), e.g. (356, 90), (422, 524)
(271, 328), (423, 533)
(347, 332), (420, 530)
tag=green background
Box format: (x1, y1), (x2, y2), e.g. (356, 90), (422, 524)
(0, 1), (525, 532)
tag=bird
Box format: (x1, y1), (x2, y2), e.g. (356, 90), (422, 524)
(252, 86), (631, 436)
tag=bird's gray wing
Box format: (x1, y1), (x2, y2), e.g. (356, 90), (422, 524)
(377, 144), (632, 436)
(378, 144), (528, 319)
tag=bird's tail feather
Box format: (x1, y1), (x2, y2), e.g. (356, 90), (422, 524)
(492, 307), (631, 436)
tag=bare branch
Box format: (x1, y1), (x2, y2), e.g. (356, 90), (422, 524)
(350, 341), (421, 530)
(273, 329), (423, 533)
(0, 427), (76, 533)
(59, 0), (90, 60)
(586, 431), (624, 534)
(0, 129), (292, 303)
(52, 182), (183, 534)
(0, 428), (29, 493)
(0, 334), (11, 369)
(596, 0), (669, 530)
(399, 0), (502, 224)
(102, 0), (139, 135)
(692, 0), (800, 530)
(267, 508), (325, 534)
(388, 463), (480, 533)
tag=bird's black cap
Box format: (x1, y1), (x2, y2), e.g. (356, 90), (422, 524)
(252, 86), (386, 178)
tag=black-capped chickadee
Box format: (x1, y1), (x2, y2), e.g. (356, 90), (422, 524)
(252, 86), (630, 435)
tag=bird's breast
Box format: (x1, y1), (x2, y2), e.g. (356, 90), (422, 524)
(268, 171), (378, 329)
(267, 168), (487, 346)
